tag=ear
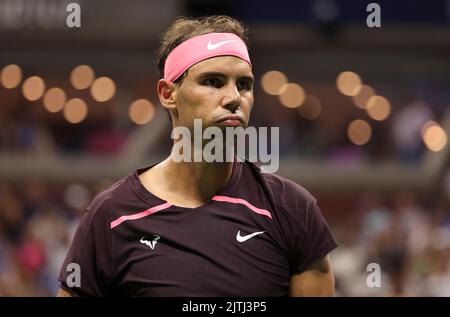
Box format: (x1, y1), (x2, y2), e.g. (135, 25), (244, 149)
(157, 79), (177, 111)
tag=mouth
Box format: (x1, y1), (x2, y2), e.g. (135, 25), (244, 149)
(216, 115), (244, 127)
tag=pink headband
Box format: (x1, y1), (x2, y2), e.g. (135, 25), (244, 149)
(164, 32), (251, 82)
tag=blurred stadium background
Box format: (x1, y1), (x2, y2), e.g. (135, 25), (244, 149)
(1, 0), (450, 296)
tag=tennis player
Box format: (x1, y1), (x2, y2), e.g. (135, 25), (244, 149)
(57, 15), (337, 297)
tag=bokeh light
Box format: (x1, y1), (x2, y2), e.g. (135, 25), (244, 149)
(90, 76), (116, 102)
(22, 76), (45, 101)
(347, 119), (372, 145)
(278, 83), (305, 108)
(352, 85), (376, 109)
(1, 64), (22, 89)
(422, 121), (448, 152)
(261, 70), (288, 95)
(64, 98), (88, 124)
(70, 65), (95, 90)
(43, 88), (66, 113)
(366, 95), (391, 121)
(129, 99), (155, 125)
(336, 71), (362, 96)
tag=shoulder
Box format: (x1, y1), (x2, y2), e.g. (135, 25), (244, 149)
(241, 160), (318, 229)
(83, 176), (130, 223)
(264, 170), (316, 205)
(241, 159), (317, 205)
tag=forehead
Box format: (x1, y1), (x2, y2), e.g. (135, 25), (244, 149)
(187, 56), (253, 78)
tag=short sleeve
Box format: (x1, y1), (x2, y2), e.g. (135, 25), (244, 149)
(58, 202), (114, 296)
(291, 199), (338, 275)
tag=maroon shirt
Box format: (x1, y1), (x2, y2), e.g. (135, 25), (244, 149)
(59, 159), (337, 296)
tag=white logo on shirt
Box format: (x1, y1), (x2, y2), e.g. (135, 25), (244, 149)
(140, 234), (160, 250)
(207, 39), (235, 50)
(236, 230), (266, 242)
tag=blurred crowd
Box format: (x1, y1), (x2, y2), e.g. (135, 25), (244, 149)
(0, 100), (129, 156)
(1, 92), (447, 164)
(1, 177), (450, 296)
(0, 179), (96, 296)
(332, 191), (450, 296)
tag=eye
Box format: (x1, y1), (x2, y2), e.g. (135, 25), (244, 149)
(202, 77), (223, 88)
(236, 79), (252, 91)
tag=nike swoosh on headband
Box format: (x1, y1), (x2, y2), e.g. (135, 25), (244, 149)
(207, 39), (236, 50)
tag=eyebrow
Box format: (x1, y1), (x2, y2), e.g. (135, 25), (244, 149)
(197, 72), (254, 84)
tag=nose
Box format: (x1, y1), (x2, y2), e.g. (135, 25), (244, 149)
(222, 83), (241, 113)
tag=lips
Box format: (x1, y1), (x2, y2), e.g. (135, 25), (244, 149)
(216, 115), (244, 126)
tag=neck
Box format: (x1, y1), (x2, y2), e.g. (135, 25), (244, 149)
(160, 155), (234, 203)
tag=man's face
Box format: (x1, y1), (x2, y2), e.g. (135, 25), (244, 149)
(173, 56), (254, 131)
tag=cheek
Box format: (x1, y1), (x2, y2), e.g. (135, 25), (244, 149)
(177, 88), (201, 117)
(178, 93), (214, 122)
(243, 94), (254, 114)
(188, 90), (220, 116)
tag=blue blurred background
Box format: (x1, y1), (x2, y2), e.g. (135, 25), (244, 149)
(0, 0), (449, 296)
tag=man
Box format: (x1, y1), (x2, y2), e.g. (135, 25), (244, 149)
(58, 15), (337, 296)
